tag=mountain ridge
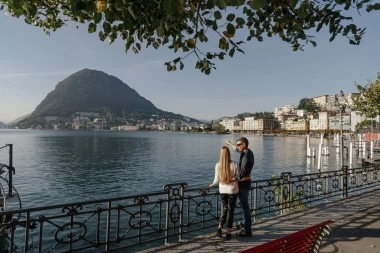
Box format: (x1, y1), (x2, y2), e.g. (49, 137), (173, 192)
(18, 69), (200, 128)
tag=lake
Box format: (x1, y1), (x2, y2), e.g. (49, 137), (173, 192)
(0, 130), (354, 209)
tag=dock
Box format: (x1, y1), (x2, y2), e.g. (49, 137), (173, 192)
(140, 188), (380, 253)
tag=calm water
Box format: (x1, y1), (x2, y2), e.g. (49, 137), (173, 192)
(0, 130), (353, 208)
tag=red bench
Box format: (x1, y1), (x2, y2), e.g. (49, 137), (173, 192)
(239, 220), (332, 253)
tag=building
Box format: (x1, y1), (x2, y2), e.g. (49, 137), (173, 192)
(255, 118), (275, 131)
(274, 105), (295, 118)
(284, 119), (310, 131)
(311, 95), (334, 110)
(242, 117), (255, 131)
(295, 110), (308, 117)
(329, 114), (351, 131)
(219, 118), (240, 132)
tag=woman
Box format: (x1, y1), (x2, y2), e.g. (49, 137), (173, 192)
(210, 146), (239, 239)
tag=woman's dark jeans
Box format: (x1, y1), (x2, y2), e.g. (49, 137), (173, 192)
(219, 193), (238, 229)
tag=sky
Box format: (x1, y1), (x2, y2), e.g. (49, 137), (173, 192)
(0, 6), (379, 124)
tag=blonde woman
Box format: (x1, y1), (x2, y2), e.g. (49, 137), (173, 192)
(210, 146), (239, 240)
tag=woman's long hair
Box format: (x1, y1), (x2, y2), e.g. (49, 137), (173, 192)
(217, 146), (232, 184)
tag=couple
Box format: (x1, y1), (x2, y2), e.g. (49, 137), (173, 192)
(210, 137), (254, 239)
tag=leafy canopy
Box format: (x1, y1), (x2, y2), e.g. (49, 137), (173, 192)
(1, 0), (379, 74)
(353, 73), (380, 119)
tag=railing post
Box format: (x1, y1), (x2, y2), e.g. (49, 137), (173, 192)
(280, 172), (292, 214)
(342, 166), (348, 197)
(252, 182), (257, 222)
(164, 183), (187, 244)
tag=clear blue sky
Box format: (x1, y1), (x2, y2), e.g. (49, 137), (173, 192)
(1, 8), (379, 124)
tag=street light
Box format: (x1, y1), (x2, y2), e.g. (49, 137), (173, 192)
(331, 91), (352, 168)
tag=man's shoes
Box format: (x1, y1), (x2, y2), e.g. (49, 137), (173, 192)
(236, 230), (252, 237)
(225, 233), (231, 240)
(216, 228), (223, 238)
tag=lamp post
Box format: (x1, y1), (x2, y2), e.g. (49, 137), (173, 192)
(331, 91), (352, 168)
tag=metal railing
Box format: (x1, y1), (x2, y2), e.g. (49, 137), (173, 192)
(1, 165), (379, 253)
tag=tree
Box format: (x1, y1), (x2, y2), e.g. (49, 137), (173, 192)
(2, 0), (379, 74)
(215, 124), (226, 134)
(353, 73), (380, 119)
(297, 97), (320, 112)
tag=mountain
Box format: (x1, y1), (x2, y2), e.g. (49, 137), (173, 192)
(7, 113), (32, 125)
(0, 122), (6, 128)
(18, 69), (199, 127)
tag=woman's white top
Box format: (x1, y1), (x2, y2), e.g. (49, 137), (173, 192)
(212, 162), (239, 194)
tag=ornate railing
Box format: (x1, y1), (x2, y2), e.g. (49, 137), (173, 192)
(1, 165), (379, 253)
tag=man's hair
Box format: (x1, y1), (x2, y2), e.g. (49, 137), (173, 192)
(237, 137), (249, 147)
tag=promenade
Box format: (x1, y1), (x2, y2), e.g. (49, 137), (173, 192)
(140, 188), (380, 253)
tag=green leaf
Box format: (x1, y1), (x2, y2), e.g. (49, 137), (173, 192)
(367, 3), (380, 12)
(217, 0), (227, 10)
(173, 57), (181, 63)
(156, 26), (164, 37)
(88, 23), (96, 33)
(214, 11), (222, 20)
(288, 0), (298, 9)
(94, 12), (102, 24)
(296, 3), (309, 18)
(236, 17), (245, 26)
(227, 23), (235, 35)
(226, 13), (235, 22)
(335, 0), (347, 4)
(163, 0), (179, 15)
(249, 0), (268, 11)
(229, 47), (235, 57)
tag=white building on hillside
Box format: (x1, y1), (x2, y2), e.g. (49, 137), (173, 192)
(296, 109), (308, 117)
(274, 105), (295, 118)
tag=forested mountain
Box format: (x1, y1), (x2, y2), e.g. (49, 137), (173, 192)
(18, 69), (199, 127)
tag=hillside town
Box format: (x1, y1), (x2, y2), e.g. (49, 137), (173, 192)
(3, 92), (379, 134)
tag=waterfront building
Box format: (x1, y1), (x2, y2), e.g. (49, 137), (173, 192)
(329, 114), (351, 131)
(284, 119), (310, 131)
(255, 118), (275, 131)
(119, 125), (138, 131)
(219, 118), (240, 132)
(242, 116), (255, 131)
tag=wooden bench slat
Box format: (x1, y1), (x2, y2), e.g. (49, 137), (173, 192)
(239, 220), (332, 253)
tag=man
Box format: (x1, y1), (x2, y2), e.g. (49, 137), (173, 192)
(226, 137), (254, 237)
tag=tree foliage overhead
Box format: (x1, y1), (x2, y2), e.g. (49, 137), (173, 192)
(1, 0), (379, 74)
(353, 73), (380, 119)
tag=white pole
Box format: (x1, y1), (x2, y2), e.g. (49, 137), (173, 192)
(371, 140), (374, 159)
(363, 141), (367, 159)
(312, 148), (316, 158)
(306, 134), (310, 157)
(349, 142), (353, 168)
(320, 134), (324, 145)
(325, 147), (329, 156)
(317, 144), (322, 170)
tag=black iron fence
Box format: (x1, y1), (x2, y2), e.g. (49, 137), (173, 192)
(1, 165), (379, 253)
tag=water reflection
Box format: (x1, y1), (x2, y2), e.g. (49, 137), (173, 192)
(0, 130), (362, 208)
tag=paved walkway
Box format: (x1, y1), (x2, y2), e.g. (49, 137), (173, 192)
(140, 188), (380, 252)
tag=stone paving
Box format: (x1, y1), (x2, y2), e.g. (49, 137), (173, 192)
(139, 188), (380, 253)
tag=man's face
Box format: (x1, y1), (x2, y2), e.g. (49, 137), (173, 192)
(236, 141), (245, 151)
